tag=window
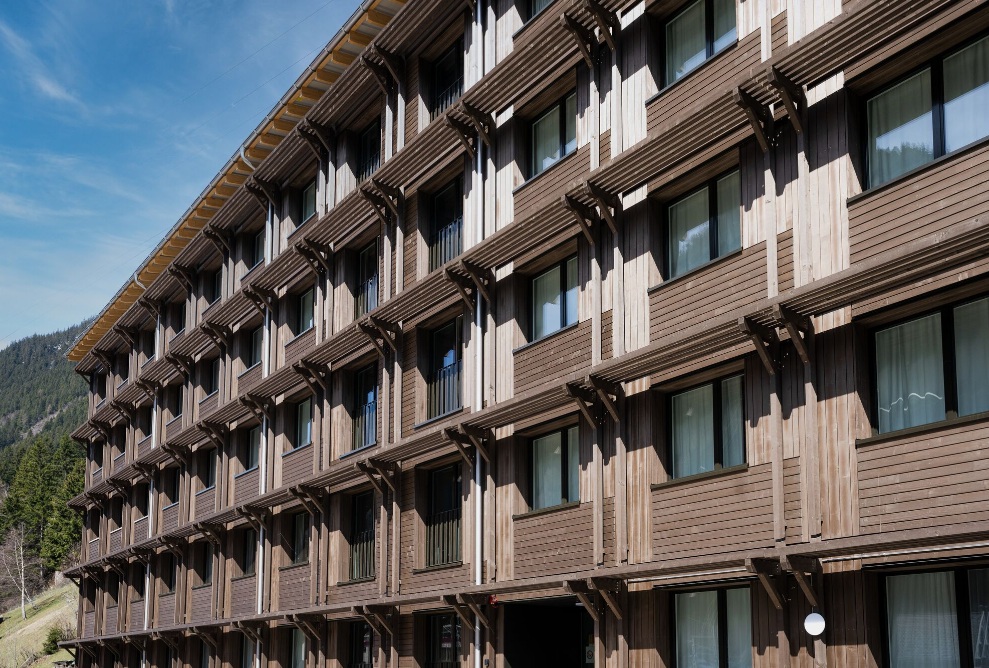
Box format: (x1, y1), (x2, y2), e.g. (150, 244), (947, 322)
(669, 374), (744, 479)
(240, 637), (255, 668)
(197, 542), (213, 585)
(348, 621), (373, 668)
(289, 512), (310, 565)
(245, 425), (261, 470)
(248, 326), (263, 368)
(203, 357), (220, 396)
(664, 0), (737, 86)
(166, 384), (183, 419)
(207, 268), (222, 304)
(107, 572), (119, 606)
(293, 397), (313, 449)
(132, 565), (145, 600)
(349, 491), (375, 580)
(426, 464), (461, 566)
(673, 587), (751, 668)
(353, 364), (377, 451)
(296, 288), (315, 335)
(163, 467), (181, 506)
(300, 179), (317, 223)
(199, 639), (211, 668)
(527, 0), (552, 20)
(530, 92), (577, 177)
(431, 41), (463, 118)
(92, 443), (104, 470)
(357, 119), (381, 182)
(426, 613), (461, 668)
(428, 318), (463, 419)
(867, 35), (989, 187)
(240, 528), (257, 576)
(355, 241), (378, 318)
(135, 484), (149, 518)
(110, 498), (124, 530)
(290, 628), (307, 668)
(199, 448), (216, 490)
(171, 302), (186, 336)
(666, 170), (740, 278)
(873, 296), (989, 434)
(160, 553), (175, 593)
(248, 229), (265, 270)
(531, 256), (578, 340)
(429, 179), (463, 270)
(883, 568), (989, 668)
(531, 426), (579, 510)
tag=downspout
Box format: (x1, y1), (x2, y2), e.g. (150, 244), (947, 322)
(257, 199), (273, 618)
(473, 0), (485, 665)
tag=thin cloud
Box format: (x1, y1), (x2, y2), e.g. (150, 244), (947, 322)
(0, 19), (83, 108)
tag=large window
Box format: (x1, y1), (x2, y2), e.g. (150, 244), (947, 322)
(867, 35), (989, 187)
(530, 92), (577, 178)
(426, 613), (462, 668)
(293, 397), (313, 449)
(664, 0), (737, 86)
(355, 241), (378, 318)
(198, 447), (216, 491)
(245, 425), (260, 470)
(290, 628), (307, 668)
(206, 268), (222, 305)
(673, 587), (752, 668)
(427, 318), (463, 419)
(288, 512), (309, 565)
(431, 41), (463, 118)
(666, 170), (740, 278)
(349, 491), (376, 581)
(196, 542), (213, 586)
(349, 621), (373, 668)
(531, 256), (578, 340)
(295, 288), (315, 335)
(240, 637), (255, 668)
(527, 0), (552, 20)
(353, 364), (377, 451)
(300, 179), (317, 223)
(248, 228), (265, 270)
(160, 553), (176, 593)
(163, 467), (181, 506)
(429, 179), (463, 271)
(199, 639), (211, 668)
(248, 326), (263, 368)
(203, 357), (220, 396)
(239, 527), (257, 576)
(426, 464), (462, 567)
(357, 119), (381, 182)
(883, 568), (989, 668)
(669, 374), (744, 479)
(531, 426), (579, 510)
(874, 296), (989, 434)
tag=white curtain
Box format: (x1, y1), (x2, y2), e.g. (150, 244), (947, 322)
(532, 432), (562, 509)
(970, 569), (989, 667)
(875, 313), (945, 433)
(954, 298), (989, 416)
(666, 0), (706, 84)
(533, 265), (562, 339)
(672, 385), (714, 478)
(867, 70), (934, 186)
(717, 171), (741, 256)
(944, 36), (989, 152)
(532, 106), (561, 176)
(721, 376), (744, 468)
(713, 0), (737, 53)
(676, 590), (719, 668)
(726, 588), (753, 668)
(887, 571), (961, 668)
(668, 188), (710, 278)
(567, 426), (580, 503)
(565, 256), (579, 328)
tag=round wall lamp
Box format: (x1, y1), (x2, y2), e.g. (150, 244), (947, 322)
(804, 612), (826, 637)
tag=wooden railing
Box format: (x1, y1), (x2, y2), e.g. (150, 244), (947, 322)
(427, 360), (462, 419)
(112, 452), (126, 473)
(429, 216), (463, 271)
(349, 529), (375, 581)
(137, 434), (152, 459)
(355, 275), (378, 319)
(426, 507), (461, 567)
(352, 401), (377, 452)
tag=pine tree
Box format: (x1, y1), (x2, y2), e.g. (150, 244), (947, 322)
(41, 458), (84, 571)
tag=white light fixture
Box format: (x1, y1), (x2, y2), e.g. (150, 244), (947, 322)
(804, 612), (826, 637)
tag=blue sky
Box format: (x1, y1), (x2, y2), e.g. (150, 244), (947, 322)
(0, 0), (361, 349)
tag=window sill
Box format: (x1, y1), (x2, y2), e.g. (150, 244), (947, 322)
(339, 443), (378, 460)
(650, 464), (748, 491)
(159, 591), (175, 599)
(235, 466), (259, 479)
(199, 391), (218, 405)
(513, 322), (579, 355)
(283, 442), (312, 457)
(280, 561), (310, 572)
(414, 407), (464, 430)
(513, 500), (579, 521)
(142, 354), (159, 367)
(162, 502), (179, 511)
(413, 561), (463, 575)
(168, 329), (185, 343)
(512, 2), (554, 39)
(238, 362), (261, 378)
(513, 147), (580, 193)
(196, 485), (215, 497)
(191, 583), (212, 591)
(242, 260), (264, 280)
(856, 409), (989, 448)
(288, 213), (318, 240)
(647, 248), (744, 294)
(286, 326), (315, 347)
(231, 573), (256, 582)
(646, 40), (739, 106)
(338, 575), (376, 587)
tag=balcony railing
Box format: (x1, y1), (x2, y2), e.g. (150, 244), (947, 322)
(356, 152), (380, 183)
(349, 529), (375, 581)
(426, 507), (461, 567)
(427, 360), (462, 419)
(355, 275), (378, 319)
(112, 452), (126, 473)
(352, 401), (377, 452)
(429, 216), (463, 271)
(431, 77), (463, 120)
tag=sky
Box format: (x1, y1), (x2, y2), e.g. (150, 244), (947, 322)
(0, 0), (363, 349)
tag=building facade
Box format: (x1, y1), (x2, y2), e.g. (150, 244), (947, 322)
(65, 0), (989, 666)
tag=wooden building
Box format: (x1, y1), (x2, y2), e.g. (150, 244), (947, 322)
(64, 0), (989, 666)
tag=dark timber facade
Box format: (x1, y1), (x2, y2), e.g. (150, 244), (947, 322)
(65, 0), (989, 666)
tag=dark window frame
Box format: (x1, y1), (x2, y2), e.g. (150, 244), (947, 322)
(425, 613), (462, 668)
(240, 527), (257, 576)
(244, 425), (261, 471)
(349, 490), (376, 581)
(300, 178), (318, 224)
(427, 317), (464, 419)
(529, 255), (578, 341)
(295, 287), (315, 336)
(669, 585), (751, 668)
(159, 553), (176, 593)
(354, 240), (379, 319)
(196, 541), (213, 586)
(288, 511), (310, 566)
(348, 620), (374, 668)
(353, 364), (378, 452)
(425, 462), (462, 567)
(428, 177), (464, 271)
(247, 325), (264, 368)
(662, 168), (741, 280)
(248, 228), (265, 270)
(660, 0), (738, 89)
(527, 424), (580, 511)
(356, 119), (382, 182)
(199, 447), (217, 491)
(430, 40), (464, 119)
(292, 397), (314, 450)
(664, 372), (746, 480)
(528, 90), (577, 179)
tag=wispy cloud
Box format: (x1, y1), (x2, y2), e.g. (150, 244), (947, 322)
(0, 18), (82, 107)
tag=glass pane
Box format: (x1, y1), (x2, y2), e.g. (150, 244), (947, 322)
(969, 569), (989, 667)
(886, 571), (960, 668)
(533, 265), (562, 339)
(944, 36), (989, 152)
(292, 629), (307, 668)
(666, 0), (706, 84)
(432, 321), (460, 369)
(532, 431), (562, 509)
(875, 313), (945, 433)
(721, 375), (744, 468)
(302, 182), (316, 221)
(867, 69), (934, 187)
(713, 0), (737, 53)
(564, 93), (577, 156)
(675, 590), (719, 668)
(672, 384), (714, 478)
(716, 171), (741, 256)
(296, 399), (312, 446)
(529, 0), (552, 19)
(668, 188), (711, 278)
(726, 588), (752, 668)
(567, 426), (580, 503)
(954, 298), (989, 416)
(248, 426), (260, 469)
(565, 257), (579, 327)
(299, 289), (314, 332)
(532, 106), (561, 176)
(251, 327), (263, 366)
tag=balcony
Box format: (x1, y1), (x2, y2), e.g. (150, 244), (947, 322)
(234, 467), (260, 506)
(429, 216), (463, 271)
(198, 391), (219, 420)
(91, 467), (103, 486)
(137, 434), (152, 460)
(111, 452), (126, 473)
(426, 507), (461, 567)
(238, 363), (262, 395)
(133, 515), (149, 543)
(160, 502), (179, 534)
(109, 527), (122, 553)
(427, 359), (462, 420)
(284, 327), (317, 368)
(352, 401), (377, 452)
(87, 538), (100, 562)
(163, 414), (183, 442)
(349, 529), (375, 581)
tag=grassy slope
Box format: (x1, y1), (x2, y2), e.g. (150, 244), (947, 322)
(0, 581), (77, 668)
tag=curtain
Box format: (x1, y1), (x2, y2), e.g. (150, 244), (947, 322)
(887, 571), (960, 668)
(666, 0), (706, 84)
(713, 0), (737, 53)
(668, 189), (710, 278)
(291, 628), (307, 668)
(565, 257), (579, 327)
(970, 569), (989, 667)
(867, 69), (934, 186)
(717, 171), (741, 256)
(672, 385), (714, 478)
(565, 93), (578, 156)
(533, 265), (562, 339)
(721, 375), (744, 468)
(676, 591), (719, 668)
(567, 426), (580, 503)
(532, 106), (561, 176)
(954, 298), (989, 416)
(726, 588), (753, 668)
(944, 36), (989, 152)
(533, 432), (562, 509)
(875, 313), (945, 433)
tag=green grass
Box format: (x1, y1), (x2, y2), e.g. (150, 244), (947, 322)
(0, 581), (77, 668)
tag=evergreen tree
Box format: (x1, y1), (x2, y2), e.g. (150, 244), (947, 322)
(41, 458), (85, 571)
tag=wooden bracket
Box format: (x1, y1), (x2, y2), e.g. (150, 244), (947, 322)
(296, 119), (336, 160)
(445, 425), (491, 465)
(161, 443), (189, 467)
(562, 194), (598, 246)
(110, 400), (135, 425)
(772, 304), (813, 365)
(164, 353), (194, 380)
(581, 0), (620, 51)
(444, 113), (477, 159)
(137, 297), (163, 320)
(167, 265), (195, 292)
(767, 66), (806, 135)
(91, 420), (111, 442)
(455, 101), (494, 148)
(733, 87), (774, 152)
(443, 267), (479, 312)
(781, 555), (821, 608)
(106, 478), (129, 498)
(135, 379), (159, 404)
(242, 393), (273, 422)
(589, 577), (624, 620)
(190, 627), (219, 650)
(368, 44), (403, 88)
(92, 349), (114, 374)
(565, 381), (601, 427)
(354, 604), (397, 636)
(565, 580), (601, 622)
(354, 460), (385, 495)
(203, 224), (233, 257)
(459, 260), (492, 303)
(583, 182), (620, 234)
(134, 462), (157, 483)
(198, 420), (227, 448)
(201, 322), (232, 350)
(289, 614), (323, 643)
(112, 325), (137, 348)
(443, 594), (476, 632)
(237, 505), (267, 531)
(738, 317), (779, 375)
(160, 537), (185, 557)
(361, 55), (395, 96)
(106, 557), (127, 578)
(358, 317), (400, 356)
(746, 557), (785, 610)
(245, 176), (281, 210)
(360, 184), (394, 226)
(234, 621), (263, 644)
(457, 593), (493, 628)
(289, 486), (322, 517)
(587, 374), (621, 422)
(295, 237), (333, 275)
(98, 639), (121, 657)
(293, 360), (329, 395)
(561, 13), (598, 68)
(244, 285), (276, 317)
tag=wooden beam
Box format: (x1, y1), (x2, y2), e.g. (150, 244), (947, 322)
(767, 66), (805, 134)
(368, 44), (402, 87)
(581, 0), (620, 51)
(457, 594), (492, 628)
(459, 260), (491, 303)
(566, 381), (599, 427)
(746, 557), (785, 610)
(588, 374), (621, 422)
(738, 317), (778, 375)
(584, 182), (620, 234)
(354, 461), (384, 495)
(781, 555), (822, 608)
(444, 113), (476, 159)
(443, 595), (476, 632)
(589, 577), (623, 620)
(561, 13), (597, 68)
(360, 55), (393, 95)
(444, 268), (476, 313)
(773, 304), (813, 365)
(203, 225), (233, 256)
(565, 580), (600, 622)
(733, 87), (773, 152)
(234, 621), (263, 644)
(190, 628), (218, 649)
(562, 194), (597, 246)
(444, 427), (476, 468)
(457, 101), (494, 148)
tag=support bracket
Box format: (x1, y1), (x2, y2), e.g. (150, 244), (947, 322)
(767, 66), (806, 134)
(733, 87), (774, 152)
(772, 304), (813, 365)
(295, 237), (333, 275)
(203, 224), (233, 257)
(167, 265), (195, 292)
(589, 577), (624, 620)
(565, 381), (601, 427)
(738, 317), (779, 375)
(455, 101), (494, 148)
(781, 554), (821, 608)
(581, 0), (620, 52)
(565, 579), (601, 622)
(746, 557), (785, 610)
(245, 176), (281, 210)
(583, 182), (621, 234)
(444, 113), (477, 159)
(443, 594), (476, 632)
(562, 194), (598, 246)
(561, 13), (598, 68)
(587, 374), (622, 422)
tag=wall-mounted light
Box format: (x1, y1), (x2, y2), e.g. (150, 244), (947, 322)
(804, 611), (825, 637)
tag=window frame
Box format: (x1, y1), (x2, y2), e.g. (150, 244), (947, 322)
(288, 511), (310, 566)
(428, 177), (464, 271)
(207, 268), (222, 305)
(203, 357), (220, 397)
(529, 255), (578, 342)
(662, 168), (742, 280)
(528, 424), (580, 511)
(196, 541), (213, 587)
(248, 325), (264, 369)
(660, 0), (738, 89)
(425, 613), (462, 668)
(348, 620), (374, 668)
(198, 447), (217, 491)
(244, 425), (261, 471)
(669, 585), (752, 668)
(300, 179), (317, 224)
(248, 228), (265, 270)
(353, 363), (378, 451)
(354, 240), (379, 319)
(239, 527), (257, 577)
(665, 372), (746, 480)
(159, 553), (176, 594)
(430, 40), (464, 118)
(292, 397), (314, 450)
(348, 490), (376, 581)
(528, 90), (577, 179)
(425, 462), (462, 567)
(356, 119), (381, 182)
(295, 287), (315, 336)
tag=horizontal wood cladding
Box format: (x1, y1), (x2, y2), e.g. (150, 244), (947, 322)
(284, 327), (317, 368)
(198, 392), (219, 419)
(104, 606), (118, 634)
(157, 592), (175, 626)
(194, 487), (215, 519)
(858, 421), (989, 535)
(83, 610), (95, 637)
(849, 140), (989, 266)
(281, 444), (314, 488)
(327, 577), (378, 607)
(651, 464), (774, 560)
(783, 456), (802, 544)
(163, 416), (183, 443)
(513, 503), (594, 579)
(109, 528), (122, 553)
(647, 30), (762, 136)
(189, 584), (212, 623)
(778, 229), (794, 294)
(514, 320), (592, 395)
(513, 145), (591, 223)
(601, 309), (613, 361)
(88, 539), (99, 562)
(771, 10), (788, 55)
(650, 242), (768, 341)
(137, 435), (152, 460)
(129, 600), (144, 631)
(600, 129), (611, 165)
(233, 468), (260, 506)
(160, 503), (179, 534)
(237, 363), (262, 395)
(133, 517), (148, 544)
(229, 575), (256, 617)
(277, 563), (311, 610)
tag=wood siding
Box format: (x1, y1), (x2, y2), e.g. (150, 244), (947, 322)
(277, 563), (311, 610)
(233, 468), (260, 506)
(281, 444), (314, 488)
(513, 502), (595, 578)
(229, 575), (256, 617)
(189, 584), (212, 623)
(514, 320), (592, 394)
(513, 145), (591, 223)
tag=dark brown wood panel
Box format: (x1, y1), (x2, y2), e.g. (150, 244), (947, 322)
(601, 309), (613, 361)
(160, 503), (179, 534)
(104, 606), (118, 634)
(234, 468), (260, 506)
(237, 364), (262, 395)
(284, 327), (317, 368)
(513, 145), (591, 223)
(189, 584), (212, 623)
(514, 320), (592, 395)
(194, 487), (215, 519)
(281, 444), (314, 487)
(157, 593), (176, 627)
(514, 503), (594, 579)
(778, 229), (794, 293)
(278, 563), (311, 610)
(129, 599), (144, 631)
(230, 575), (256, 617)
